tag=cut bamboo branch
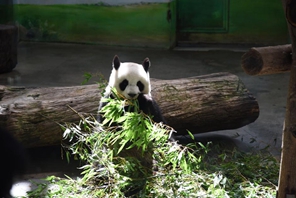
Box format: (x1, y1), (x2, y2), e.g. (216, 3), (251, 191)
(0, 72), (259, 148)
(241, 44), (292, 75)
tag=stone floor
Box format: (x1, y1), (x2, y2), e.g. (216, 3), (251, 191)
(0, 41), (289, 196)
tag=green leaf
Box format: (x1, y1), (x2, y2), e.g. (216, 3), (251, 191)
(187, 130), (195, 140)
(81, 72), (92, 85)
(117, 139), (129, 154)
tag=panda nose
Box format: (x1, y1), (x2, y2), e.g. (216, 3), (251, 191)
(128, 93), (137, 98)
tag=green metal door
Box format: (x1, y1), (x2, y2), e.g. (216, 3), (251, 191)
(177, 0), (229, 45)
(177, 0), (229, 33)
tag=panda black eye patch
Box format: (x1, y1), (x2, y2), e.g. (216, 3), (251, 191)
(137, 81), (145, 92)
(119, 79), (129, 91)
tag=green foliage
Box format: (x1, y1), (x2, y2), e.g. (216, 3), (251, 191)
(27, 90), (279, 197)
(18, 17), (59, 41)
(81, 72), (108, 87)
(81, 72), (93, 85)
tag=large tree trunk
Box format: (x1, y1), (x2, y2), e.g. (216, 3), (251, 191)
(278, 0), (296, 197)
(0, 24), (18, 73)
(0, 72), (259, 148)
(241, 44), (292, 76)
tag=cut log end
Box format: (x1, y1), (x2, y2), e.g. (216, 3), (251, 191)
(241, 49), (263, 75)
(241, 44), (292, 76)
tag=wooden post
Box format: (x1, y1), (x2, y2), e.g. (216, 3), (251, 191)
(278, 0), (296, 197)
(0, 25), (18, 73)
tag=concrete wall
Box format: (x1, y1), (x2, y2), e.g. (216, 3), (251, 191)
(0, 0), (14, 24)
(1, 0), (290, 48)
(177, 0), (289, 46)
(12, 0), (169, 5)
(13, 2), (175, 48)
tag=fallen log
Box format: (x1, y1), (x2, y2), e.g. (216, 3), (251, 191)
(241, 44), (292, 75)
(0, 72), (259, 148)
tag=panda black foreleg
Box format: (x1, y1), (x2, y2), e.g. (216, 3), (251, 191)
(137, 94), (176, 142)
(137, 94), (165, 123)
(97, 99), (108, 124)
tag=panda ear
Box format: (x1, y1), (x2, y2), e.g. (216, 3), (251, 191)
(113, 55), (120, 70)
(142, 58), (150, 72)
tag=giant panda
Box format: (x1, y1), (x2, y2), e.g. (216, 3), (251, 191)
(97, 55), (175, 141)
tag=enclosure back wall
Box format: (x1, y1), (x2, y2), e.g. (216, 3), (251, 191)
(0, 0), (290, 48)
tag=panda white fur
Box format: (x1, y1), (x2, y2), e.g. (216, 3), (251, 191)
(104, 55), (151, 100)
(97, 55), (170, 131)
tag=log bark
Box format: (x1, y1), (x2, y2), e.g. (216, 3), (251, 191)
(278, 0), (296, 197)
(241, 44), (292, 75)
(0, 72), (259, 148)
(0, 24), (18, 73)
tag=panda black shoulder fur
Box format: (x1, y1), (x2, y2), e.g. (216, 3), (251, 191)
(0, 127), (26, 197)
(98, 55), (174, 140)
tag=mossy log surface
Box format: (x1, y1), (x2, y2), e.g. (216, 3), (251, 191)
(0, 72), (259, 148)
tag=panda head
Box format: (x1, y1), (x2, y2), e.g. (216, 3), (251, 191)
(106, 55), (151, 99)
